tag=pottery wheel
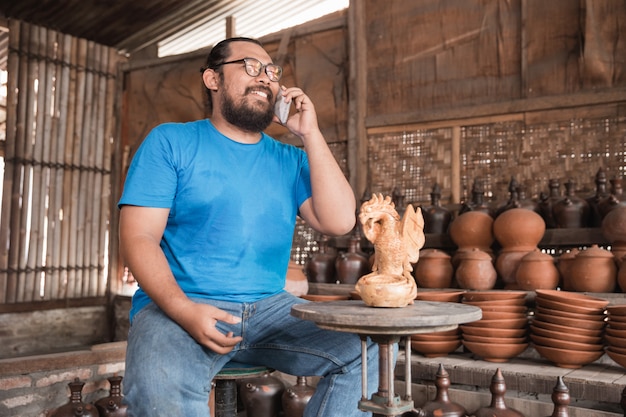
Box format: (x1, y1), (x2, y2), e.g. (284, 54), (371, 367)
(291, 300), (482, 335)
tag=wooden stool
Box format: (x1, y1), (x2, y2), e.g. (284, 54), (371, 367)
(210, 363), (271, 417)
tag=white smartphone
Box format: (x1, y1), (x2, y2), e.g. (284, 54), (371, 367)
(274, 90), (291, 124)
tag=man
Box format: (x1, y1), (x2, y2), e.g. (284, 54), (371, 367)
(119, 37), (378, 416)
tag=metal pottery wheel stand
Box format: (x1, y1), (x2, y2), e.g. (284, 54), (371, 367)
(291, 300), (482, 417)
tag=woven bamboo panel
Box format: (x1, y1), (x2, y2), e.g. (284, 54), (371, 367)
(366, 129), (453, 205)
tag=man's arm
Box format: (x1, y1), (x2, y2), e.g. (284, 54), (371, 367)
(119, 205), (242, 353)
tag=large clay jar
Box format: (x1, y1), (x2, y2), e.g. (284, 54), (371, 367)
(515, 250), (559, 291)
(552, 179), (590, 228)
(50, 378), (100, 417)
(304, 236), (336, 284)
(568, 244), (617, 293)
(602, 206), (626, 262)
(95, 376), (128, 417)
(335, 235), (371, 285)
(449, 211), (494, 267)
(557, 248), (580, 291)
(454, 248), (497, 290)
(413, 249), (454, 288)
(421, 183), (453, 234)
(493, 208), (545, 250)
(281, 376), (315, 417)
(239, 373), (286, 417)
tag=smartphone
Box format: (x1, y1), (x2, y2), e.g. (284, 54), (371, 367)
(274, 90), (291, 124)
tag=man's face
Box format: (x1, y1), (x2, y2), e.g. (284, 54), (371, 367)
(217, 42), (280, 132)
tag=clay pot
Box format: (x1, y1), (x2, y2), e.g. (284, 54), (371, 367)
(493, 208), (545, 250)
(449, 211), (494, 252)
(515, 250), (559, 291)
(413, 249), (453, 288)
(454, 248), (497, 290)
(304, 236), (336, 284)
(239, 373), (286, 417)
(95, 376), (128, 417)
(281, 376), (315, 417)
(557, 248), (580, 290)
(568, 244), (617, 293)
(602, 206), (626, 262)
(495, 249), (532, 289)
(617, 255), (626, 292)
(50, 378), (99, 417)
(552, 179), (590, 228)
(421, 183), (453, 234)
(335, 235), (371, 285)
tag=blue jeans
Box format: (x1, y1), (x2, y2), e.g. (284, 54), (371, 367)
(123, 292), (380, 416)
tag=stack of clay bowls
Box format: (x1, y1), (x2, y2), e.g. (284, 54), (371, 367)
(531, 289), (608, 368)
(459, 291), (529, 362)
(410, 290), (466, 357)
(605, 304), (626, 368)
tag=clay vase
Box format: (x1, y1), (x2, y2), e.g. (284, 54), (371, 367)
(413, 249), (454, 288)
(473, 368), (525, 417)
(281, 376), (315, 417)
(421, 183), (453, 234)
(618, 255), (626, 294)
(449, 211), (494, 267)
(552, 179), (590, 228)
(304, 236), (336, 284)
(239, 373), (286, 417)
(548, 376), (570, 417)
(602, 206), (626, 262)
(50, 378), (100, 417)
(586, 168), (609, 227)
(335, 235), (371, 285)
(538, 179), (562, 229)
(420, 364), (467, 417)
(454, 248), (497, 290)
(458, 178), (493, 217)
(515, 250), (559, 291)
(557, 248), (580, 291)
(568, 244), (617, 293)
(95, 376), (128, 417)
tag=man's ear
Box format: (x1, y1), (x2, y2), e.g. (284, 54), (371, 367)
(202, 69), (219, 91)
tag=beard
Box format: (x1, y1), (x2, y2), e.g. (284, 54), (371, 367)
(220, 86), (275, 133)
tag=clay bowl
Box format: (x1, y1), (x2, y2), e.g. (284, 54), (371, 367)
(410, 339), (462, 358)
(607, 314), (626, 323)
(608, 345), (626, 355)
(462, 298), (527, 307)
(462, 290), (527, 302)
(605, 334), (626, 349)
(530, 324), (602, 345)
(534, 312), (606, 331)
(533, 344), (604, 368)
(462, 340), (528, 362)
(607, 304), (626, 316)
(472, 304), (528, 314)
(535, 296), (606, 315)
(460, 325), (527, 338)
(300, 294), (350, 302)
(463, 317), (528, 329)
(411, 331), (460, 342)
(480, 311), (528, 321)
(415, 290), (466, 303)
(531, 317), (604, 337)
(607, 320), (626, 330)
(606, 348), (626, 369)
(535, 289), (610, 310)
(413, 328), (460, 337)
(463, 333), (527, 344)
(535, 305), (606, 321)
(606, 327), (626, 338)
(530, 334), (604, 352)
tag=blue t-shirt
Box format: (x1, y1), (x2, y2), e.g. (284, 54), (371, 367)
(118, 119), (312, 320)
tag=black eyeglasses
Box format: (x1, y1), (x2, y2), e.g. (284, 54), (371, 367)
(211, 57), (283, 82)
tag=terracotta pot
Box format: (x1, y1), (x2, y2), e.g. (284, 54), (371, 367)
(493, 208), (545, 250)
(495, 249), (532, 288)
(515, 249), (559, 291)
(569, 244), (617, 293)
(557, 248), (579, 291)
(602, 206), (626, 262)
(449, 211), (494, 252)
(413, 249), (453, 288)
(454, 248), (497, 290)
(617, 255), (626, 292)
